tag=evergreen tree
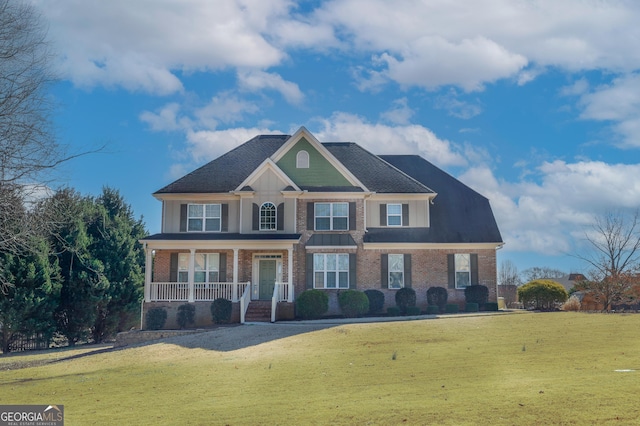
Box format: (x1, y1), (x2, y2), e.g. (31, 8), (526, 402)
(88, 187), (146, 342)
(0, 238), (61, 353)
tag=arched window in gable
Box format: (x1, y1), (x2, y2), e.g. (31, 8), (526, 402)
(296, 150), (309, 168)
(260, 202), (277, 231)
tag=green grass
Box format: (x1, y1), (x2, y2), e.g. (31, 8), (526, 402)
(2, 312), (640, 425)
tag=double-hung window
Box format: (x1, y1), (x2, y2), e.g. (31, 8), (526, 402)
(315, 202), (348, 230)
(388, 254), (405, 288)
(177, 253), (220, 283)
(313, 253), (349, 289)
(260, 202), (276, 231)
(455, 253), (471, 289)
(188, 204), (221, 232)
(387, 204), (402, 226)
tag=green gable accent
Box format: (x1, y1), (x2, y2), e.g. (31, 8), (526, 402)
(276, 137), (352, 187)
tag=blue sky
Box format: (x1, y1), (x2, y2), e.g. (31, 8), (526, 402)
(34, 0), (640, 276)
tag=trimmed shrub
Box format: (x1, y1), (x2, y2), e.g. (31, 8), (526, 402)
(484, 302), (499, 312)
(177, 303), (195, 329)
(406, 306), (422, 316)
(364, 289), (385, 314)
(146, 307), (167, 330)
(445, 303), (459, 314)
(338, 290), (370, 318)
(395, 287), (416, 314)
(464, 285), (489, 309)
(387, 307), (401, 316)
(465, 302), (479, 312)
(427, 286), (448, 313)
(296, 289), (329, 320)
(518, 279), (568, 310)
(426, 305), (440, 315)
(210, 298), (233, 324)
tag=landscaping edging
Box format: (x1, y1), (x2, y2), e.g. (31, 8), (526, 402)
(114, 329), (208, 348)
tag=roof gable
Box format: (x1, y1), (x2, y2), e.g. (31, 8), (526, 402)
(272, 127), (367, 191)
(235, 159), (300, 192)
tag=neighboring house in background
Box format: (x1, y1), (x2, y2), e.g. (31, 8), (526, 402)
(140, 127), (503, 327)
(552, 273), (586, 293)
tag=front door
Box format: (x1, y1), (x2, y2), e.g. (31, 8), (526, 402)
(258, 259), (277, 300)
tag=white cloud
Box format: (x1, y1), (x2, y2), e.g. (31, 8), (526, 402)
(184, 126), (278, 165)
(380, 98), (414, 125)
(36, 0), (291, 94)
(461, 160), (640, 256)
(237, 70), (304, 105)
(435, 90), (483, 119)
(578, 73), (640, 147)
(377, 36), (527, 92)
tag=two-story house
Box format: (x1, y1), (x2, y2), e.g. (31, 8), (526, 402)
(140, 127), (503, 327)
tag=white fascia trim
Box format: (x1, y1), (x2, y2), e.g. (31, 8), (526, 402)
(153, 193), (239, 202)
(297, 191), (372, 200)
(234, 158), (301, 192)
(362, 242), (504, 251)
(367, 193), (436, 201)
(141, 239), (300, 251)
(270, 126), (370, 192)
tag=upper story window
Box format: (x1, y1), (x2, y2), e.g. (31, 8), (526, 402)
(315, 202), (348, 230)
(188, 204), (221, 232)
(260, 202), (277, 231)
(455, 253), (471, 289)
(387, 204), (403, 226)
(296, 150), (309, 168)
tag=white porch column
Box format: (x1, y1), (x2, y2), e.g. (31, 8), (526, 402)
(144, 245), (152, 302)
(232, 248), (239, 302)
(188, 248), (196, 302)
(287, 247), (294, 302)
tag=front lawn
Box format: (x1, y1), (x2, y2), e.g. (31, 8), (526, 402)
(1, 312), (639, 425)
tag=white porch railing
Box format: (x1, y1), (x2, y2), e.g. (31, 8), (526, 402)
(271, 281), (295, 323)
(149, 282), (249, 302)
(239, 282), (252, 324)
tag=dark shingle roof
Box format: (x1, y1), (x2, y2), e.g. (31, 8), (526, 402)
(307, 233), (357, 247)
(154, 135), (290, 194)
(379, 155), (503, 244)
(324, 143), (434, 194)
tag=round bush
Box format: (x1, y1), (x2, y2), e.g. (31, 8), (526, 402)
(464, 285), (489, 308)
(338, 290), (370, 318)
(146, 307), (167, 330)
(427, 286), (448, 313)
(364, 289), (385, 314)
(296, 289), (329, 320)
(518, 279), (568, 310)
(395, 287), (416, 314)
(210, 298), (233, 324)
(177, 303), (196, 329)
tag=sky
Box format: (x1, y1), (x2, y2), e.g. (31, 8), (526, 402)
(31, 0), (640, 277)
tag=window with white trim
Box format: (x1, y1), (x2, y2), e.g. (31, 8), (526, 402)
(387, 204), (402, 226)
(315, 202), (348, 230)
(296, 150), (309, 168)
(313, 253), (349, 289)
(188, 204), (221, 232)
(178, 253), (220, 283)
(455, 253), (471, 289)
(388, 254), (405, 289)
(260, 202), (276, 231)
